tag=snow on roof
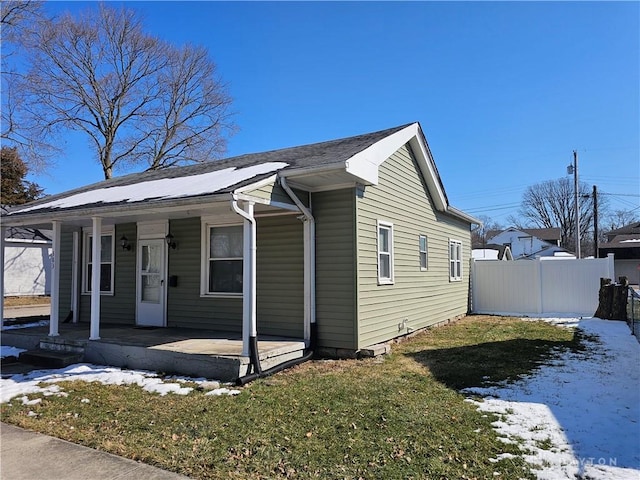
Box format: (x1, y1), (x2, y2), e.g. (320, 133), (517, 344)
(620, 238), (640, 244)
(17, 162), (288, 214)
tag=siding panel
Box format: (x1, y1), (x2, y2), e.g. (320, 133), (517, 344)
(256, 215), (304, 337)
(78, 223), (137, 325)
(167, 217), (242, 331)
(314, 189), (357, 350)
(356, 145), (472, 348)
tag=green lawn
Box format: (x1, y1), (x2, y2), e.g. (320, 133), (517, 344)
(1, 316), (585, 479)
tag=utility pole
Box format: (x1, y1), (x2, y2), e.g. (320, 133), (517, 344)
(567, 150), (581, 258)
(593, 185), (598, 258)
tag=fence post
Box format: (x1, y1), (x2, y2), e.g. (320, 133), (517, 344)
(536, 257), (543, 314)
(470, 258), (476, 313)
(606, 253), (615, 281)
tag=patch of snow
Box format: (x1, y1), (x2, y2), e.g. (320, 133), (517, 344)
(1, 346), (26, 358)
(465, 318), (640, 479)
(620, 239), (640, 244)
(205, 387), (241, 396)
(2, 320), (50, 330)
(15, 163), (288, 213)
(0, 363), (240, 403)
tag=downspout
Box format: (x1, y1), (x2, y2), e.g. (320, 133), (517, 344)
(231, 195), (261, 376)
(235, 177), (317, 386)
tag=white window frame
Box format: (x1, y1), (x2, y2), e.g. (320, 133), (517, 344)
(377, 220), (394, 285)
(200, 220), (244, 297)
(419, 234), (428, 271)
(449, 239), (463, 282)
(82, 226), (115, 295)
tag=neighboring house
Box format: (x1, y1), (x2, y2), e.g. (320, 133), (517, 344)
(1, 122), (479, 362)
(486, 227), (574, 259)
(3, 225), (52, 296)
(599, 222), (640, 284)
(472, 244), (513, 261)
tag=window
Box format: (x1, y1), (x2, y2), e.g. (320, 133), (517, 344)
(449, 239), (462, 281)
(205, 225), (243, 295)
(377, 221), (394, 284)
(419, 235), (428, 270)
(83, 229), (114, 294)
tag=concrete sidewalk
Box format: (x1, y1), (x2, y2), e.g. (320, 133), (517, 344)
(1, 423), (190, 480)
(3, 304), (51, 319)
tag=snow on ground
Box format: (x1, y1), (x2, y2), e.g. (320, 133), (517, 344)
(0, 363), (240, 404)
(2, 319), (50, 330)
(1, 345), (27, 358)
(465, 318), (640, 480)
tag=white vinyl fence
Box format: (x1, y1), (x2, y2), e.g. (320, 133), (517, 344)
(471, 254), (615, 316)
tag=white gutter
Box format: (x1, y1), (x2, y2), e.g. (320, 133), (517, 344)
(231, 195), (257, 358)
(279, 176), (316, 347)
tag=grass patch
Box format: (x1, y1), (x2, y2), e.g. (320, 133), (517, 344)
(1, 315), (585, 479)
(3, 295), (51, 307)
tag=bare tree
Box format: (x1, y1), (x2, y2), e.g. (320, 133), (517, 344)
(515, 178), (600, 253)
(603, 209), (640, 232)
(471, 215), (502, 248)
(15, 3), (234, 179)
(1, 0), (42, 41)
(1, 1), (53, 171)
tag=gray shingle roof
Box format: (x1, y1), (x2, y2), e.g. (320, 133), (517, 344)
(17, 123), (413, 212)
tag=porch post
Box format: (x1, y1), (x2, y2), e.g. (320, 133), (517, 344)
(241, 201), (256, 357)
(0, 226), (5, 329)
(70, 231), (80, 323)
(90, 216), (102, 340)
(49, 220), (61, 337)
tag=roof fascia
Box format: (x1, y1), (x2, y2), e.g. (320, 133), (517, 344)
(233, 174), (278, 194)
(447, 206), (482, 225)
(280, 123), (453, 214)
(344, 123), (420, 185)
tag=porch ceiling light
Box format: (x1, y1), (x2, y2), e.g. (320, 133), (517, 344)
(166, 233), (177, 250)
(120, 235), (131, 251)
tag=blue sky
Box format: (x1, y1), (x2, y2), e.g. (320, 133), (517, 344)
(30, 1), (640, 225)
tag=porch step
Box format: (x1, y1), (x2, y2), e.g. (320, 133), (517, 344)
(19, 349), (84, 368)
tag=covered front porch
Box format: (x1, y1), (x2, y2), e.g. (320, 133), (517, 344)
(1, 168), (319, 382)
(2, 322), (306, 382)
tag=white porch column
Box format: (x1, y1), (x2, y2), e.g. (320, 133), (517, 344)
(49, 220), (62, 336)
(241, 201), (256, 357)
(90, 216), (102, 340)
(70, 231), (80, 323)
(0, 226), (5, 329)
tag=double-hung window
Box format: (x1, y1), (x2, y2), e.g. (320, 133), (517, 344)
(204, 224), (243, 295)
(449, 239), (462, 281)
(377, 221), (394, 285)
(83, 229), (114, 294)
(419, 235), (428, 270)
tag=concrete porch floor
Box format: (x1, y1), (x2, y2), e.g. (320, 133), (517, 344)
(2, 322), (307, 382)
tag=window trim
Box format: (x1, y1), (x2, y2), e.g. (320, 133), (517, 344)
(377, 220), (394, 285)
(419, 234), (428, 271)
(449, 239), (463, 282)
(82, 226), (115, 295)
(200, 220), (244, 298)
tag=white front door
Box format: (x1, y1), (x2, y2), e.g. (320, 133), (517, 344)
(136, 238), (166, 326)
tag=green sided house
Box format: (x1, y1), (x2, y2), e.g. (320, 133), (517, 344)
(0, 122), (479, 381)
